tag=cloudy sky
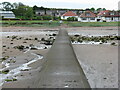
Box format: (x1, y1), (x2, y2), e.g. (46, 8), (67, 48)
(0, 0), (120, 10)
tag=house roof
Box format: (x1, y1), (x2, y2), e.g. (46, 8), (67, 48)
(62, 11), (77, 16)
(104, 11), (120, 17)
(0, 11), (15, 18)
(97, 10), (110, 16)
(0, 11), (14, 14)
(80, 11), (96, 17)
(97, 10), (120, 17)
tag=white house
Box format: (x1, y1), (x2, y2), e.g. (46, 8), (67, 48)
(61, 11), (78, 19)
(97, 10), (120, 22)
(0, 11), (15, 19)
(78, 11), (97, 22)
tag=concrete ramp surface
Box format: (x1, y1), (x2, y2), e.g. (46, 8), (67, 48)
(36, 29), (90, 88)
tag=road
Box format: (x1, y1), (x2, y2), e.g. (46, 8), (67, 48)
(36, 29), (91, 88)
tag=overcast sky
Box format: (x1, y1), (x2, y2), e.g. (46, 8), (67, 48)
(0, 0), (120, 10)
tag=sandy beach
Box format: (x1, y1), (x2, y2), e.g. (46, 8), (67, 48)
(1, 26), (118, 88)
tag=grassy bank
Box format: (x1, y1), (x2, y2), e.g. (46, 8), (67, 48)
(0, 20), (119, 27)
(66, 22), (119, 27)
(1, 20), (61, 27)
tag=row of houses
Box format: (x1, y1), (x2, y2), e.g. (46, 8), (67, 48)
(61, 10), (120, 22)
(35, 9), (84, 16)
(1, 10), (120, 22)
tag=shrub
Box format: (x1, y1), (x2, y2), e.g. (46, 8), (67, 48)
(53, 16), (61, 20)
(42, 15), (52, 20)
(67, 17), (78, 21)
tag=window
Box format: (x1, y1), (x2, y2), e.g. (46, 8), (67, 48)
(38, 13), (41, 15)
(90, 17), (95, 20)
(86, 13), (90, 16)
(110, 13), (114, 15)
(82, 18), (87, 20)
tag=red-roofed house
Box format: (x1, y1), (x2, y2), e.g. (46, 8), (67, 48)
(78, 11), (97, 22)
(97, 10), (120, 22)
(61, 11), (78, 19)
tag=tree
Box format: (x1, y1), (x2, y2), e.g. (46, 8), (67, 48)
(90, 7), (95, 12)
(25, 6), (33, 18)
(103, 8), (106, 11)
(96, 8), (102, 12)
(12, 2), (19, 9)
(39, 6), (45, 10)
(33, 5), (38, 10)
(33, 5), (38, 14)
(1, 2), (13, 11)
(85, 8), (90, 11)
(13, 5), (33, 19)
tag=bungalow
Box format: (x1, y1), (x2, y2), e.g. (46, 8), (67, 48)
(97, 10), (120, 22)
(78, 11), (97, 22)
(61, 11), (78, 19)
(0, 11), (15, 19)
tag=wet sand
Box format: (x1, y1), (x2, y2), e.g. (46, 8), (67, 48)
(1, 27), (57, 88)
(73, 44), (118, 88)
(1, 26), (118, 88)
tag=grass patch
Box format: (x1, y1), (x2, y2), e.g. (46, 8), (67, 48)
(1, 20), (119, 27)
(66, 22), (119, 27)
(0, 70), (9, 74)
(5, 78), (17, 82)
(5, 79), (12, 82)
(1, 20), (61, 27)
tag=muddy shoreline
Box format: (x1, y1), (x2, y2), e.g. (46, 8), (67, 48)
(1, 26), (118, 88)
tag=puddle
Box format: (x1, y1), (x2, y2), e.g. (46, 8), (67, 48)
(0, 53), (43, 86)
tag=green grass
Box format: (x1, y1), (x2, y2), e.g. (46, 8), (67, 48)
(1, 20), (61, 27)
(5, 78), (17, 82)
(0, 69), (9, 74)
(66, 22), (119, 27)
(0, 20), (119, 27)
(5, 79), (12, 82)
